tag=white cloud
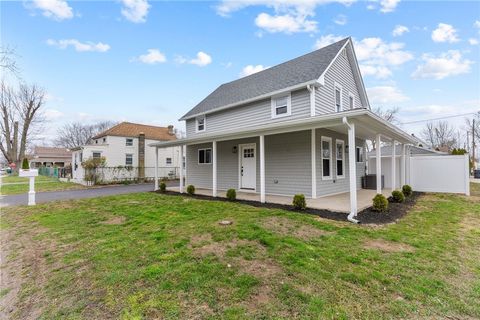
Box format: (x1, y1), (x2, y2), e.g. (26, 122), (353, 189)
(121, 0), (150, 23)
(412, 50), (473, 80)
(239, 65), (269, 77)
(379, 0), (400, 13)
(392, 25), (409, 37)
(135, 49), (166, 64)
(334, 14), (347, 26)
(367, 86), (409, 104)
(176, 52), (212, 67)
(44, 109), (64, 120)
(46, 39), (110, 52)
(359, 65), (392, 79)
(469, 38), (479, 45)
(31, 0), (73, 20)
(475, 20), (480, 29)
(313, 34), (345, 49)
(431, 23), (459, 43)
(255, 12), (317, 34)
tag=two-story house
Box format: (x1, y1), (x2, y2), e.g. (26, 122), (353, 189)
(151, 38), (416, 222)
(72, 122), (181, 183)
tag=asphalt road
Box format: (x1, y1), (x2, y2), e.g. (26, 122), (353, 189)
(0, 182), (177, 207)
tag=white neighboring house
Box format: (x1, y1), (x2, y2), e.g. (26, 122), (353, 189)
(71, 122), (181, 184)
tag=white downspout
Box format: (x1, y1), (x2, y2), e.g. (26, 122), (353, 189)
(343, 117), (360, 224)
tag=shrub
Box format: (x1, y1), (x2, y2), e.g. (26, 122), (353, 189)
(186, 185), (195, 195)
(21, 158), (29, 170)
(159, 182), (167, 193)
(372, 194), (388, 212)
(391, 190), (405, 203)
(402, 185), (412, 197)
(226, 189), (236, 201)
(292, 194), (307, 210)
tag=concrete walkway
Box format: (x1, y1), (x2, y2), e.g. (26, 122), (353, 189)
(0, 182), (175, 207)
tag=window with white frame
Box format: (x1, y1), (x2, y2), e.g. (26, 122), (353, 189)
(349, 93), (355, 109)
(334, 84), (342, 112)
(92, 152), (101, 159)
(321, 137), (332, 179)
(271, 94), (291, 118)
(126, 138), (133, 146)
(125, 154), (133, 166)
(336, 139), (345, 178)
(198, 148), (212, 164)
(356, 146), (364, 163)
(166, 157), (172, 165)
(196, 116), (206, 132)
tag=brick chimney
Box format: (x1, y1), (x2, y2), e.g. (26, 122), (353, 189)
(168, 125), (174, 135)
(138, 132), (145, 181)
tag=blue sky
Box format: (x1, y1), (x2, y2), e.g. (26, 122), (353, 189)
(2, 0), (480, 142)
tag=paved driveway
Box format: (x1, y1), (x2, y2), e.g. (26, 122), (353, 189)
(1, 182), (178, 207)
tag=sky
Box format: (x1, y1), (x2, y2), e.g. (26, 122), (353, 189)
(2, 0), (480, 145)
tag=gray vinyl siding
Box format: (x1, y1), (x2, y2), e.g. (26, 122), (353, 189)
(315, 50), (362, 115)
(185, 88), (310, 138)
(186, 143), (213, 189)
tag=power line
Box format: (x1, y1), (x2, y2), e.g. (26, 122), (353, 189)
(400, 111), (479, 125)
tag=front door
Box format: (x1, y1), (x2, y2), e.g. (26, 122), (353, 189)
(240, 144), (256, 190)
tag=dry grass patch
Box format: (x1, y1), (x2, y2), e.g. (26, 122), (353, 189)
(100, 216), (126, 225)
(363, 239), (415, 253)
(262, 216), (333, 240)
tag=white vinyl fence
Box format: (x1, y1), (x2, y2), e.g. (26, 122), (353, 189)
(408, 155), (470, 195)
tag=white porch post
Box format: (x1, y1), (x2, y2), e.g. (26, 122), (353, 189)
(180, 145), (184, 193)
(401, 144), (406, 187)
(391, 140), (396, 190)
(311, 129), (317, 199)
(260, 135), (265, 203)
(154, 147), (159, 191)
(212, 141), (217, 197)
(375, 134), (382, 194)
(348, 122), (357, 216)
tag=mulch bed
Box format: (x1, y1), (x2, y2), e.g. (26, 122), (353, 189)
(153, 190), (422, 225)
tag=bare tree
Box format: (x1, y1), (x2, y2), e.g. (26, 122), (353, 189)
(0, 81), (45, 166)
(55, 121), (116, 148)
(0, 46), (20, 76)
(372, 106), (400, 124)
(421, 121), (458, 151)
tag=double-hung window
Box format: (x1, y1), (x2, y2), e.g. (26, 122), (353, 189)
(271, 94), (291, 118)
(196, 116), (206, 132)
(336, 139), (345, 178)
(334, 83), (342, 112)
(92, 152), (101, 159)
(321, 137), (332, 179)
(126, 138), (133, 146)
(166, 157), (172, 165)
(125, 154), (133, 166)
(198, 148), (212, 164)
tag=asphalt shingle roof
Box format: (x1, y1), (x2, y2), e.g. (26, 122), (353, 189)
(92, 122), (177, 141)
(181, 37), (350, 120)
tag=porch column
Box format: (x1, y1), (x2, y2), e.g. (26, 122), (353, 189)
(180, 145), (184, 193)
(212, 141), (217, 197)
(260, 135), (265, 203)
(311, 129), (317, 199)
(400, 144), (406, 187)
(348, 122), (357, 216)
(391, 140), (396, 190)
(154, 147), (159, 191)
(375, 134), (382, 194)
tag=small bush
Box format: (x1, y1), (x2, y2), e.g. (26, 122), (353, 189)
(292, 194), (307, 210)
(22, 158), (29, 170)
(372, 194), (388, 212)
(186, 185), (195, 195)
(159, 182), (166, 193)
(402, 185), (412, 197)
(391, 190), (405, 203)
(226, 189), (236, 201)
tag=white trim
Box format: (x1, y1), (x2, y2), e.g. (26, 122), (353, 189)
(180, 145), (184, 193)
(195, 115), (206, 133)
(348, 92), (355, 110)
(154, 147), (159, 191)
(212, 141), (217, 197)
(321, 136), (333, 180)
(334, 82), (343, 112)
(260, 136), (265, 203)
(335, 139), (345, 179)
(345, 119), (358, 217)
(197, 148), (212, 165)
(376, 134), (381, 194)
(271, 93), (292, 119)
(308, 85), (316, 117)
(238, 143), (257, 192)
(311, 129), (317, 198)
(391, 140), (396, 190)
(317, 39), (350, 84)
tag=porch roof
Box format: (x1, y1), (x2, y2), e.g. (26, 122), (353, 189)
(150, 109), (417, 148)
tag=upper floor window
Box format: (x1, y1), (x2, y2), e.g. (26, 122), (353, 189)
(126, 138), (133, 146)
(125, 154), (133, 166)
(196, 116), (206, 132)
(334, 83), (342, 112)
(166, 157), (172, 165)
(271, 94), (291, 118)
(198, 148), (212, 164)
(92, 152), (101, 159)
(349, 93), (355, 110)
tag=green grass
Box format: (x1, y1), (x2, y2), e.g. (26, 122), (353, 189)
(1, 187), (479, 319)
(0, 175), (85, 195)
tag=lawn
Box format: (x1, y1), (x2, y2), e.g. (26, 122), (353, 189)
(0, 175), (85, 195)
(0, 187), (479, 319)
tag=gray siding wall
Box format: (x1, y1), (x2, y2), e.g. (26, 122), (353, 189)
(185, 129), (366, 198)
(315, 50), (362, 115)
(186, 88), (310, 137)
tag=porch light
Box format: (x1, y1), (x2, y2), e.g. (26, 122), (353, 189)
(232, 146), (237, 154)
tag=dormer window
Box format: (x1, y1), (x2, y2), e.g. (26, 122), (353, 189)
(334, 83), (342, 112)
(271, 94), (291, 118)
(196, 116), (206, 132)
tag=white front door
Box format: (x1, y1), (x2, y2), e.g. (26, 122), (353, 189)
(240, 144), (256, 190)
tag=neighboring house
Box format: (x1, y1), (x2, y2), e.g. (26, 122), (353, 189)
(151, 37), (418, 221)
(29, 146), (72, 168)
(71, 122), (181, 183)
